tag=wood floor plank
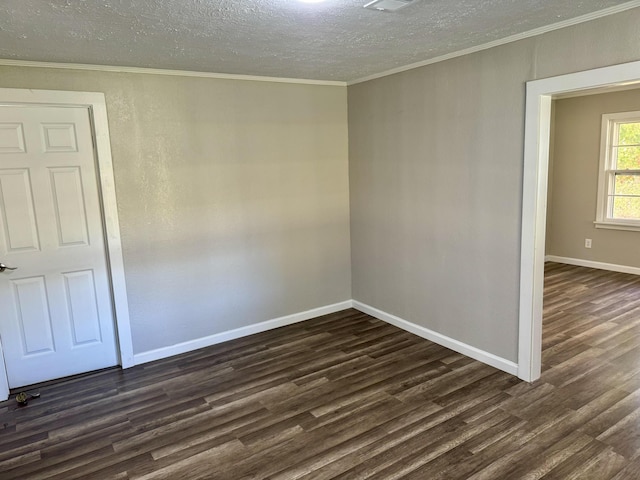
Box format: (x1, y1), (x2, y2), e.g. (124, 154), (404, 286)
(1, 262), (640, 478)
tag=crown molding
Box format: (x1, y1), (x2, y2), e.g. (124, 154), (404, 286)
(0, 59), (347, 87)
(347, 0), (640, 85)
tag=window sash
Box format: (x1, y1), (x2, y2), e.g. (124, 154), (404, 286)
(606, 168), (640, 218)
(609, 169), (640, 174)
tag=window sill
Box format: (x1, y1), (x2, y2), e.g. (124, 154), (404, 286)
(594, 221), (640, 232)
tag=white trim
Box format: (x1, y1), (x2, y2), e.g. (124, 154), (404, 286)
(545, 255), (640, 276)
(596, 113), (614, 224)
(520, 60), (640, 384)
(595, 220), (640, 232)
(133, 301), (354, 365)
(91, 96), (135, 368)
(555, 83), (640, 100)
(0, 88), (133, 400)
(134, 298), (519, 374)
(134, 298), (522, 376)
(0, 59), (346, 87)
(352, 301), (519, 377)
(348, 1), (640, 85)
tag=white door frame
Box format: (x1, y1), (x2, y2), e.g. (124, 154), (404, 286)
(0, 88), (133, 400)
(518, 60), (640, 382)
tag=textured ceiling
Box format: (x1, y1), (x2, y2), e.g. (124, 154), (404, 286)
(0, 0), (636, 82)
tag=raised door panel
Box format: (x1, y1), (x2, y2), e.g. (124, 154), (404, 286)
(49, 167), (89, 247)
(10, 276), (55, 356)
(63, 270), (102, 346)
(0, 169), (40, 253)
(0, 123), (26, 153)
(41, 123), (78, 153)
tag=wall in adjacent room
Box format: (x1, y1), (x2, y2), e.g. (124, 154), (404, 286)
(547, 89), (640, 268)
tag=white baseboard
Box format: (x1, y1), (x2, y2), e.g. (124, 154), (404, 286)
(133, 298), (520, 379)
(352, 301), (519, 376)
(545, 255), (640, 276)
(133, 300), (354, 365)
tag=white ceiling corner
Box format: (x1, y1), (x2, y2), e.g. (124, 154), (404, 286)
(0, 0), (639, 83)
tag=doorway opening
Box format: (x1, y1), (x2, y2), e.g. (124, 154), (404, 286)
(542, 88), (640, 374)
(519, 60), (640, 382)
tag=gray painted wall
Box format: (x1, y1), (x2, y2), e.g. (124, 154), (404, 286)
(0, 67), (351, 354)
(348, 9), (640, 363)
(547, 89), (640, 268)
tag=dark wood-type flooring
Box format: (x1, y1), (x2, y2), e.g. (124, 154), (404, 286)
(2, 262), (640, 479)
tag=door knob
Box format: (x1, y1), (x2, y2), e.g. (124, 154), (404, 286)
(0, 263), (17, 273)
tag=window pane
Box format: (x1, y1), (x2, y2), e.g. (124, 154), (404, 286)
(613, 145), (640, 169)
(617, 122), (640, 146)
(611, 195), (640, 220)
(614, 174), (640, 195)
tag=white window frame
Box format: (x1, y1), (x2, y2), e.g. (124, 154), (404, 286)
(595, 111), (640, 232)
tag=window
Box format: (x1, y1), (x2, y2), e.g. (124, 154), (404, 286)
(595, 111), (640, 231)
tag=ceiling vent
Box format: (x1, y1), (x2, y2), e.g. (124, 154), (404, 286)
(364, 0), (413, 12)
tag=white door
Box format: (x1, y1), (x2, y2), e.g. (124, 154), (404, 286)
(0, 105), (118, 388)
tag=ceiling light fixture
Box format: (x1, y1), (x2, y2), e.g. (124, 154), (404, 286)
(364, 0), (413, 12)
